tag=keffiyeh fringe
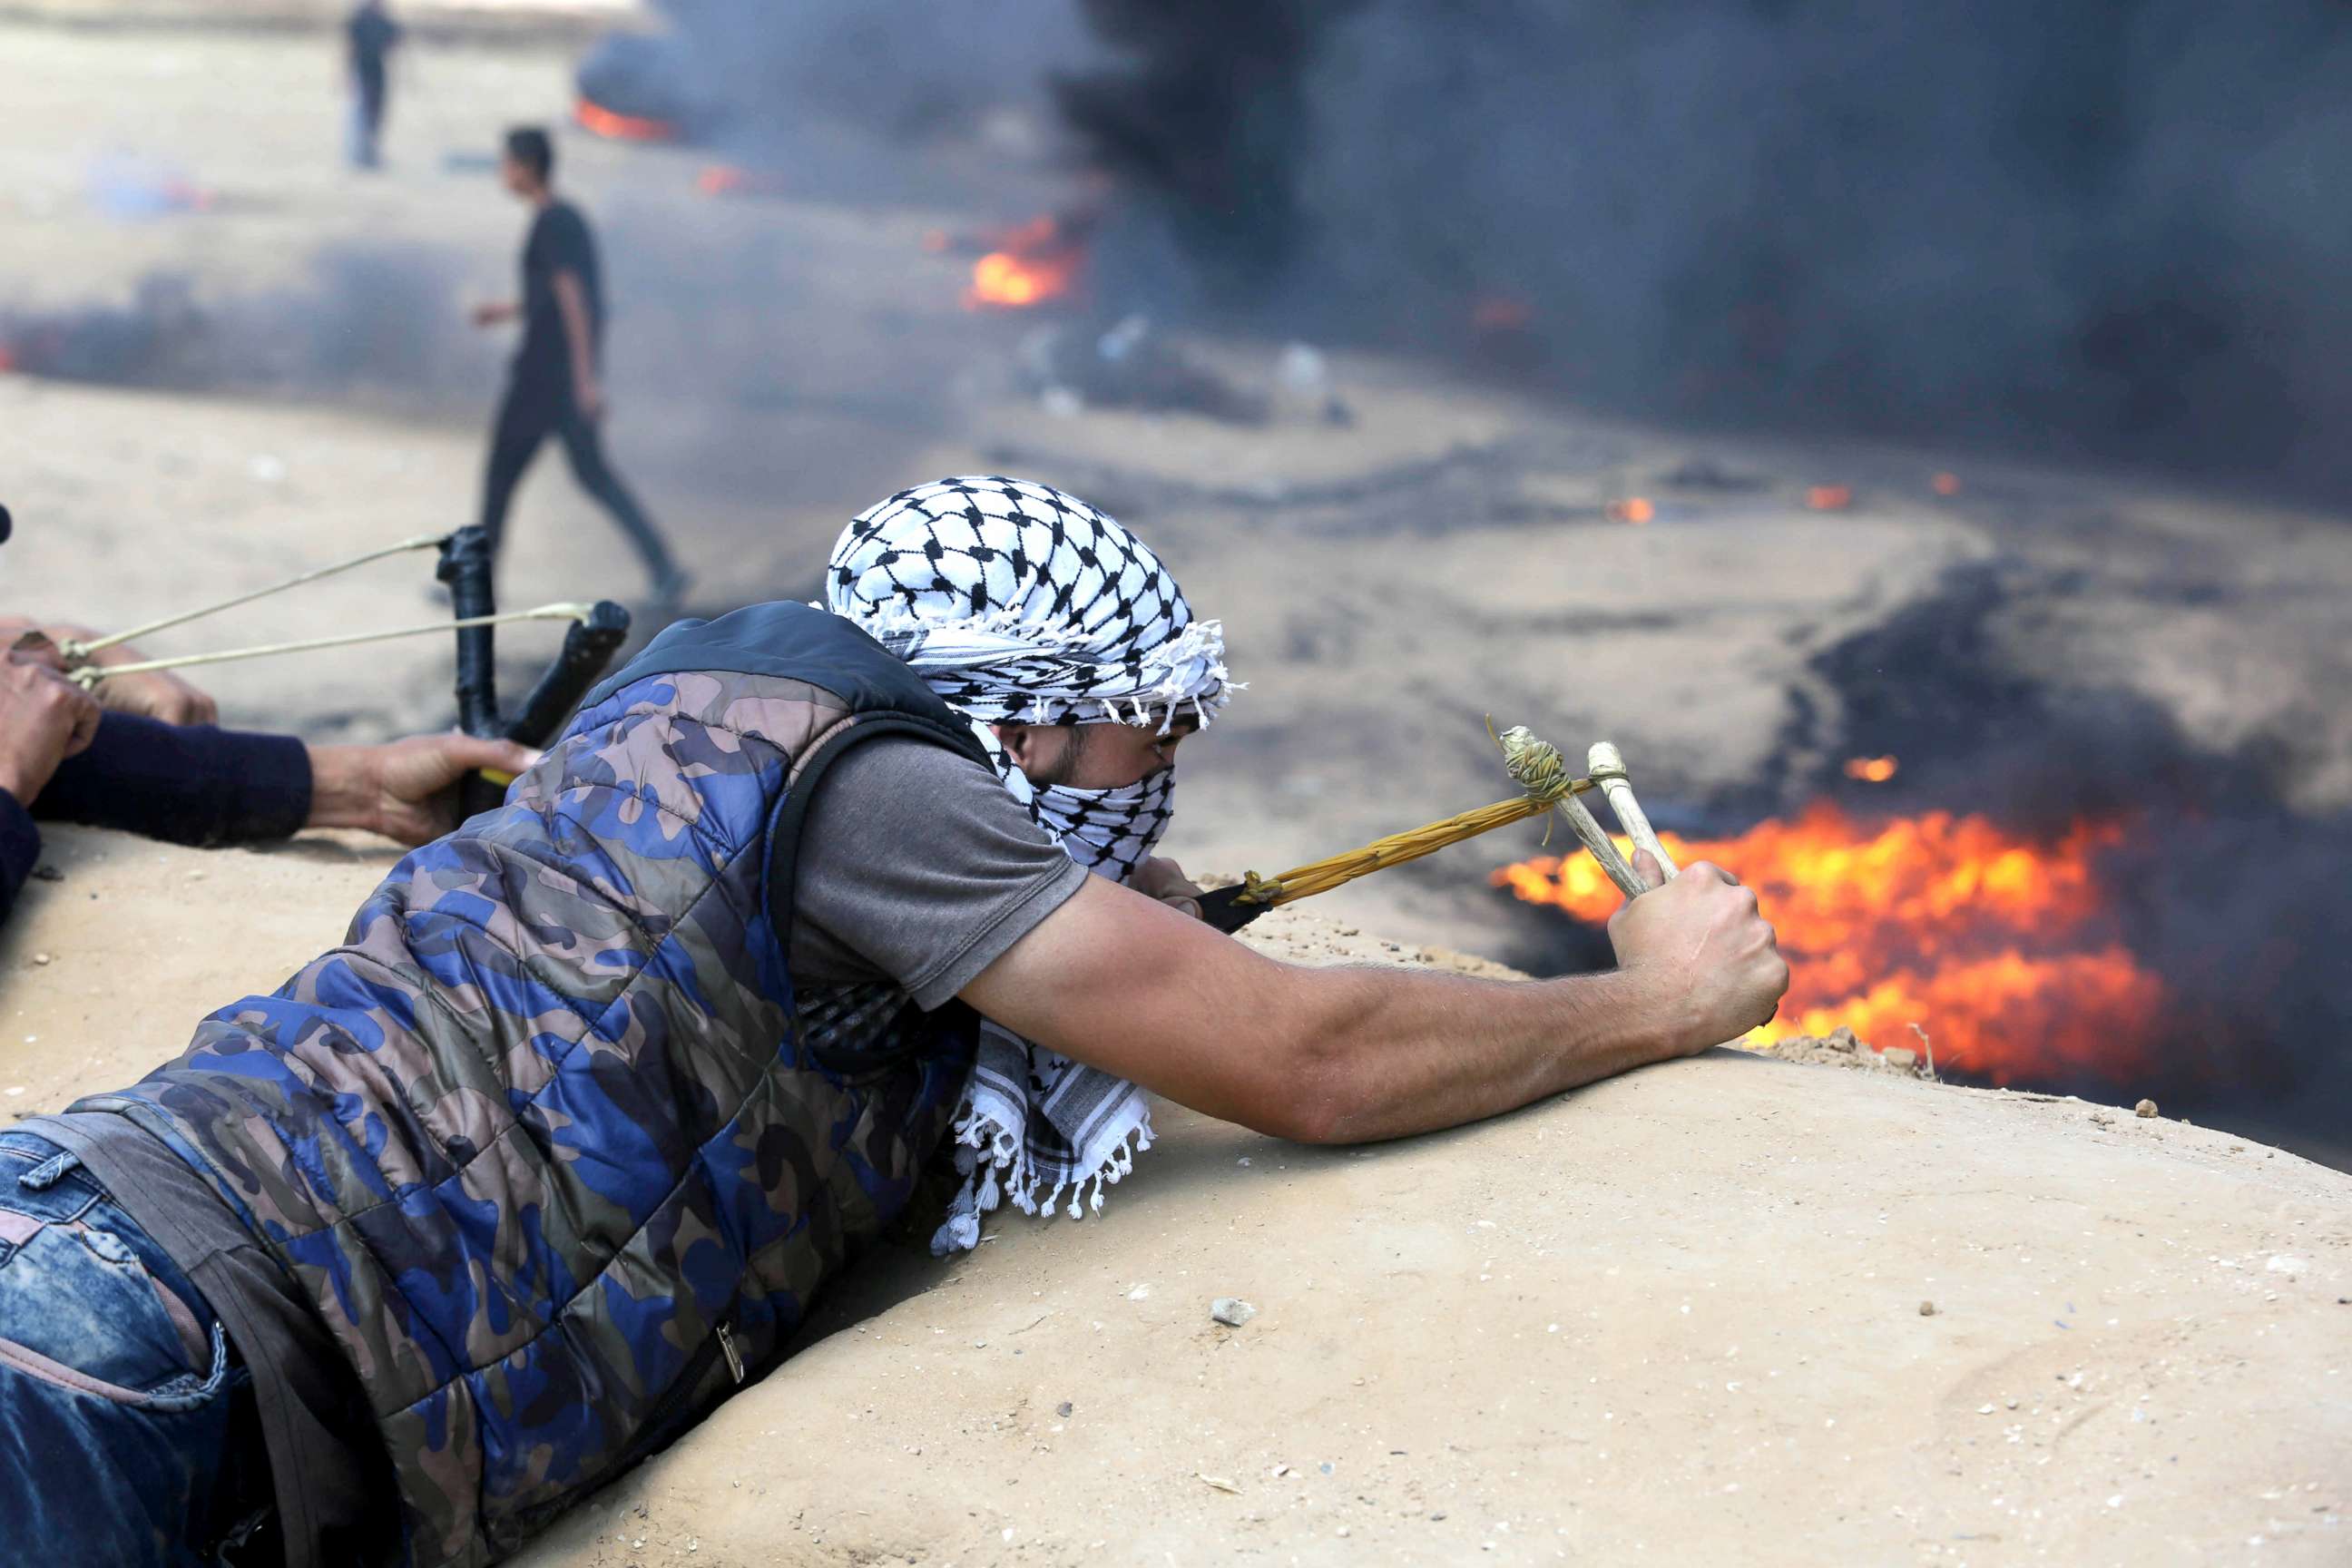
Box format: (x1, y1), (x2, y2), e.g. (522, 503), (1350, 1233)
(929, 1031), (1160, 1255)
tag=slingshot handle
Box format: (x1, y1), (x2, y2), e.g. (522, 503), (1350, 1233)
(1196, 885), (1274, 935)
(436, 528), (501, 740)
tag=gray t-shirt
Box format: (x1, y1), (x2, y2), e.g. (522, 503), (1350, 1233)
(33, 733), (1082, 1567)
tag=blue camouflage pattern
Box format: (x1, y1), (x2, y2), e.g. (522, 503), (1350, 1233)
(73, 642), (985, 1565)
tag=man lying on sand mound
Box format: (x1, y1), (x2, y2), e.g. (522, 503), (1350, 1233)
(0, 478), (1787, 1567)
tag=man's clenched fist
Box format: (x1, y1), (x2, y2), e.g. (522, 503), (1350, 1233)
(1133, 856), (1206, 920)
(0, 660), (102, 807)
(1605, 849), (1789, 1054)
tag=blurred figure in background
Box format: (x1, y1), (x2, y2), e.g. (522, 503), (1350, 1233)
(470, 126), (688, 611)
(345, 0), (401, 169)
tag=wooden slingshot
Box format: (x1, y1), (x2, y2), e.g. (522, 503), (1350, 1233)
(34, 526), (631, 816)
(1196, 727), (1679, 934)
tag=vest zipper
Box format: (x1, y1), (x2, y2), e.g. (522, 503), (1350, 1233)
(716, 1321), (745, 1385)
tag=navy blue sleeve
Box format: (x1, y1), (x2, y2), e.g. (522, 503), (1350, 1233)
(0, 790), (38, 929)
(36, 715), (312, 848)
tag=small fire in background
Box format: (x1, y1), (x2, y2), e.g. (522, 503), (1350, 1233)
(1806, 484), (1855, 511)
(1843, 754), (1899, 783)
(573, 96), (681, 143)
(1493, 802), (2167, 1085)
(958, 214), (1086, 312)
(693, 164), (788, 200)
(1470, 294), (1534, 332)
(1932, 471), (1963, 496)
(1467, 291), (1545, 373)
(1607, 496), (1656, 525)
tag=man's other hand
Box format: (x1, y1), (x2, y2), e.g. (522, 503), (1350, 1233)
(90, 665), (217, 727)
(1132, 856), (1205, 920)
(0, 660), (102, 807)
(308, 732), (542, 846)
(1606, 850), (1789, 1054)
(0, 619), (219, 726)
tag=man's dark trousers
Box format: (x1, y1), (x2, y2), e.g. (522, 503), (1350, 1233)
(478, 370), (680, 588)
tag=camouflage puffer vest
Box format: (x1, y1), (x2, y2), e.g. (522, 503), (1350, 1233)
(74, 604), (988, 1565)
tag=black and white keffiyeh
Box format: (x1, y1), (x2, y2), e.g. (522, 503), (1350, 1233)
(824, 476), (1235, 1253)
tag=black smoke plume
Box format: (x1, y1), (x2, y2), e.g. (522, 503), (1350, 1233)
(1057, 0), (2352, 500)
(0, 243), (493, 407)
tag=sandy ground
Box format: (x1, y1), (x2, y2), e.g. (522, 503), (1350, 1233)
(4, 824), (2347, 1567)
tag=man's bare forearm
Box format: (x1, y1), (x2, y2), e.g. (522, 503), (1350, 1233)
(1279, 962), (1678, 1142)
(963, 876), (1722, 1147)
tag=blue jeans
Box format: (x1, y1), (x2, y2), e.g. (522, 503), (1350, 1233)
(0, 1132), (273, 1565)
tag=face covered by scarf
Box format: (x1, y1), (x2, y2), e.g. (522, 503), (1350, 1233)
(823, 475), (1236, 1250)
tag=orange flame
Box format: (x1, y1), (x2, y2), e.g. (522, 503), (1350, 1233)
(1608, 496), (1656, 525)
(1842, 754), (1899, 783)
(962, 216), (1083, 311)
(1806, 485), (1854, 511)
(573, 97), (680, 143)
(1493, 802), (2164, 1084)
(1932, 471), (1963, 496)
(1471, 294), (1534, 331)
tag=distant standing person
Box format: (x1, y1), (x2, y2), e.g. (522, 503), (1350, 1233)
(471, 126), (688, 608)
(345, 0), (400, 169)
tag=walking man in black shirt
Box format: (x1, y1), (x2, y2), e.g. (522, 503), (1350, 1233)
(344, 1), (400, 169)
(471, 127), (688, 610)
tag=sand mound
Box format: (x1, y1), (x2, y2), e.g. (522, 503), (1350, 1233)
(5, 828), (2347, 1566)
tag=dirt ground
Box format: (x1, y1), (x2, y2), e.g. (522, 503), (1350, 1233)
(3, 824), (2347, 1567)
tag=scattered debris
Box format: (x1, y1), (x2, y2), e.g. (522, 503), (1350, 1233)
(2135, 1099), (2159, 1118)
(1660, 457), (1765, 492)
(1017, 316), (1273, 425)
(1198, 1474), (1240, 1494)
(1054, 1401), (1073, 1418)
(30, 865), (64, 883)
(30, 953), (51, 966)
(1273, 342), (1353, 425)
(1761, 1027), (1939, 1081)
(86, 153), (214, 220)
(1210, 1298), (1258, 1328)
(1919, 1300), (1937, 1317)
